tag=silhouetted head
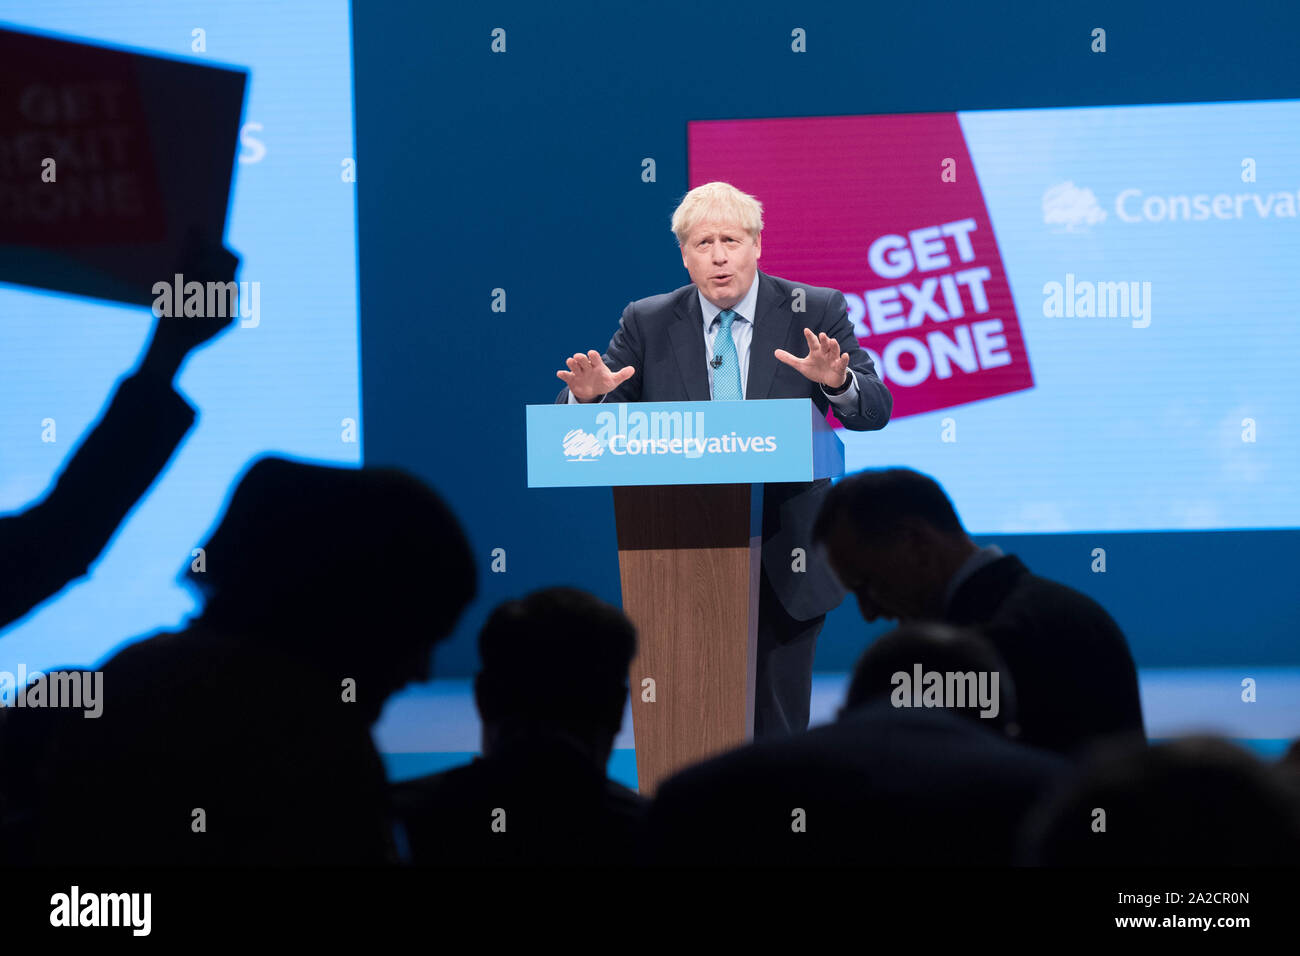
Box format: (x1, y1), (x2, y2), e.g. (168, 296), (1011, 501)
(474, 587), (637, 768)
(182, 456), (476, 721)
(1022, 736), (1300, 865)
(813, 468), (978, 623)
(842, 621), (1018, 735)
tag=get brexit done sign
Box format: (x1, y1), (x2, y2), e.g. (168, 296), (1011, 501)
(689, 112), (1033, 422)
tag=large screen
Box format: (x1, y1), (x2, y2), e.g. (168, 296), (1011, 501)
(690, 101), (1299, 533)
(0, 2), (360, 677)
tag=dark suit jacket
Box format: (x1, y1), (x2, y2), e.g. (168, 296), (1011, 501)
(30, 627), (395, 865)
(392, 731), (647, 866)
(645, 697), (1067, 866)
(946, 554), (1146, 757)
(556, 270), (892, 621)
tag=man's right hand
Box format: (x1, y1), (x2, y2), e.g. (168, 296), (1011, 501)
(557, 350), (635, 402)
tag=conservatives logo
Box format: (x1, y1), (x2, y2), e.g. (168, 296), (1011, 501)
(562, 429), (603, 461)
(1043, 181), (1107, 231)
(562, 405), (777, 461)
(1045, 180), (1300, 230)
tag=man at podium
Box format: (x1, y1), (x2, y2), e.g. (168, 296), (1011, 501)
(555, 181), (892, 736)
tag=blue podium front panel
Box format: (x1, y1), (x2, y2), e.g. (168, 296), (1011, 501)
(526, 398), (844, 488)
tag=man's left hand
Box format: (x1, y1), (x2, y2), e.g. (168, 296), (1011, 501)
(775, 328), (851, 389)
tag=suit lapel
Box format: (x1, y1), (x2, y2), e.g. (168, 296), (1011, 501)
(670, 288), (711, 402)
(745, 271), (794, 400)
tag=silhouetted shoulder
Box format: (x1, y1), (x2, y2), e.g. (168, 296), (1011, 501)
(648, 702), (1066, 865)
(1016, 572), (1124, 630)
(602, 777), (647, 815)
(395, 748), (646, 866)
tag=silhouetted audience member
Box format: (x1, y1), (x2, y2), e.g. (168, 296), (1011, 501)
(0, 237), (238, 631)
(392, 587), (645, 866)
(1021, 736), (1300, 865)
(646, 622), (1067, 866)
(841, 621), (1020, 735)
(27, 456), (475, 864)
(0, 669), (96, 864)
(813, 467), (1145, 757)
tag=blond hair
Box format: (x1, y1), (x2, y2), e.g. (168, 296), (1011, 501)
(671, 182), (764, 246)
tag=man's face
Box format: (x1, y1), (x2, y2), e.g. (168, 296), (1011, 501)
(680, 218), (761, 311)
(822, 521), (935, 623)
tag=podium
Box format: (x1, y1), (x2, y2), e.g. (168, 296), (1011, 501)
(526, 398), (844, 793)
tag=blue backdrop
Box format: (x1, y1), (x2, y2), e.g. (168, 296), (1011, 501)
(0, 1), (359, 675)
(2, 0), (1294, 685)
(353, 0), (1300, 677)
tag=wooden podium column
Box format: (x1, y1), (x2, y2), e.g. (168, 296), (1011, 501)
(612, 483), (762, 795)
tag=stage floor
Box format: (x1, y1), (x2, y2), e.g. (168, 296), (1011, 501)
(374, 667), (1300, 792)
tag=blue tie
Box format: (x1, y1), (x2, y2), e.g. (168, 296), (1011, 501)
(711, 309), (743, 401)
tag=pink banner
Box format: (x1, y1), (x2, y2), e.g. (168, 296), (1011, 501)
(689, 113), (1034, 422)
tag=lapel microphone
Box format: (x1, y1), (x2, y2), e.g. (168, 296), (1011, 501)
(710, 355), (724, 369)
